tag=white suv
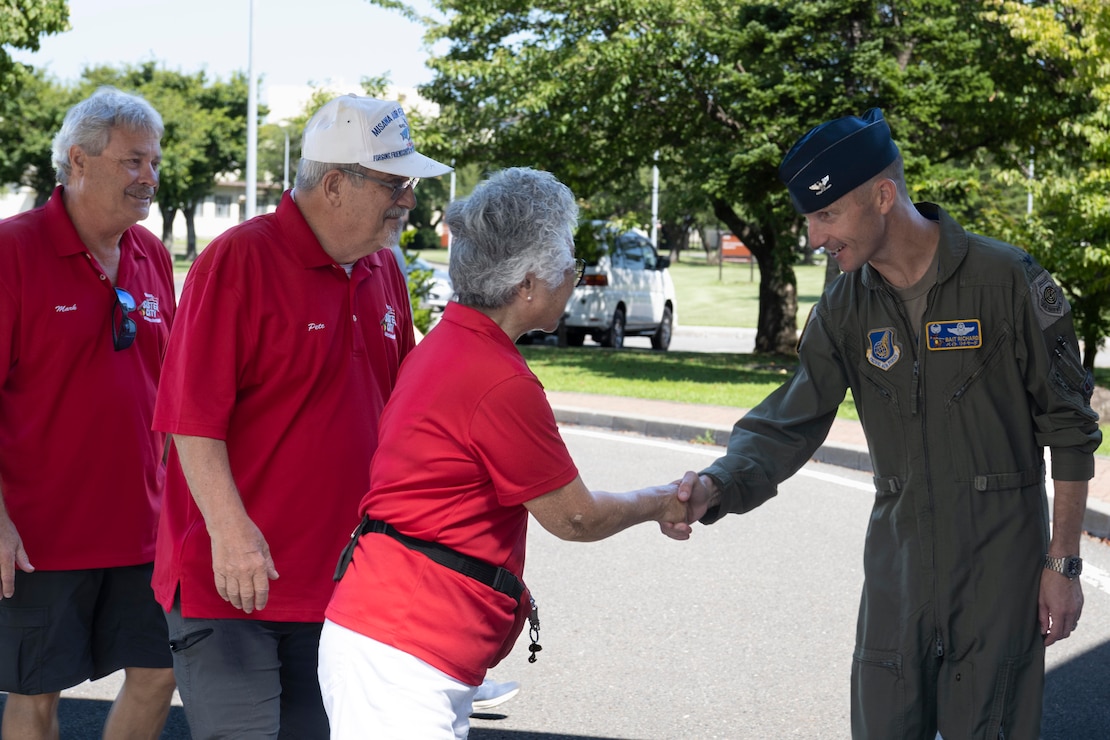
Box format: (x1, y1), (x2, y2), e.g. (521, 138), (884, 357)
(559, 225), (677, 350)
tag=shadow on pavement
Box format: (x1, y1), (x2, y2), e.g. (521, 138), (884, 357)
(5, 663), (1107, 740)
(1042, 637), (1110, 739)
(0, 694), (190, 739)
(0, 695), (624, 740)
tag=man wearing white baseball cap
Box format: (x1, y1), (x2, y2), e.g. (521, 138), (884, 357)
(152, 94), (451, 738)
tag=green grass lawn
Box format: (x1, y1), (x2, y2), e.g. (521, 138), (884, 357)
(518, 346), (804, 411)
(667, 254), (830, 328)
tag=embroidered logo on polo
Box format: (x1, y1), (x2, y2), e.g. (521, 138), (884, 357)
(139, 292), (164, 323)
(926, 319), (982, 351)
(866, 328), (901, 370)
(809, 175), (831, 196)
(380, 304), (398, 340)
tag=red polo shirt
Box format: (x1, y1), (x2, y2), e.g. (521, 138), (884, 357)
(325, 302), (578, 685)
(0, 187), (175, 570)
(152, 191), (414, 622)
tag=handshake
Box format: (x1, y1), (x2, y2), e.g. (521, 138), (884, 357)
(655, 471), (719, 541)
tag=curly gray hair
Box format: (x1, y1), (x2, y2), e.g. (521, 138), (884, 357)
(51, 86), (163, 186)
(447, 167), (578, 309)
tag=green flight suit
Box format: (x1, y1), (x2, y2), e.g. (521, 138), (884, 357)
(702, 204), (1101, 739)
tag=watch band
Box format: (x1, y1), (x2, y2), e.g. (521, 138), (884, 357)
(1044, 555), (1083, 580)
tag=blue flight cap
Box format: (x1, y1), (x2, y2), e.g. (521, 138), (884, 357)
(778, 108), (900, 214)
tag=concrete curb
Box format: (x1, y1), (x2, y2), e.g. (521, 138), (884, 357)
(552, 404), (1110, 540)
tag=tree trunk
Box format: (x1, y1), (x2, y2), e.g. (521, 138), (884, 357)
(184, 202), (198, 260)
(753, 243), (799, 355)
(1081, 327), (1101, 373)
(161, 207), (177, 253)
(713, 199), (798, 355)
(660, 219), (689, 264)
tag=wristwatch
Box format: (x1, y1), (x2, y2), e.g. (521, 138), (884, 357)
(1044, 555), (1083, 580)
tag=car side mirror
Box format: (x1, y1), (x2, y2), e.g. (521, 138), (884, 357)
(656, 256), (670, 270)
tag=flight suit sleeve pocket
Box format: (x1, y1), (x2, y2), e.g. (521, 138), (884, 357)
(1048, 337), (1094, 406)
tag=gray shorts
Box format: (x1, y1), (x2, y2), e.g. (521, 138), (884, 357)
(0, 564), (172, 694)
(166, 598), (327, 740)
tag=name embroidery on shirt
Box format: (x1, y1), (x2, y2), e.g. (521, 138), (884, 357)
(866, 328), (902, 371)
(380, 304), (398, 340)
(926, 319), (982, 351)
(55, 304), (77, 312)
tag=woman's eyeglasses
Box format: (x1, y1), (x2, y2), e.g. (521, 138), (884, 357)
(113, 287), (137, 351)
(572, 258), (586, 287)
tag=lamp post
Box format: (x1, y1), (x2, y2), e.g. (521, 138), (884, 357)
(651, 150), (660, 248)
(245, 0), (258, 219)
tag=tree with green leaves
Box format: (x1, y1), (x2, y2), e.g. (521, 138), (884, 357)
(0, 0), (71, 201)
(969, 0), (1110, 370)
(376, 0), (1095, 354)
(0, 66), (74, 205)
(0, 0), (69, 96)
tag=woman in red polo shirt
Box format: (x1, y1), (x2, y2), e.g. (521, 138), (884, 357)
(320, 167), (695, 738)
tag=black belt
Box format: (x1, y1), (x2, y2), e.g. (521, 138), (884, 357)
(333, 515), (525, 602)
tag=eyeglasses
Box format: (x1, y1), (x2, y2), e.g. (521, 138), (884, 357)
(337, 169), (419, 201)
(112, 287), (137, 351)
(572, 258), (586, 287)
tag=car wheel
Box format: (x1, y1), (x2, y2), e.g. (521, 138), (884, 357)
(650, 305), (673, 351)
(602, 307), (625, 348)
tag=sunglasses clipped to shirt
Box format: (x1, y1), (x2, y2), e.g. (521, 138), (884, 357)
(112, 287), (137, 351)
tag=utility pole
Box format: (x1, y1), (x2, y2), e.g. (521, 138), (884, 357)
(245, 0), (258, 219)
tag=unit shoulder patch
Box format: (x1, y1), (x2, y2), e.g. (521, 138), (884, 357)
(1030, 271), (1069, 330)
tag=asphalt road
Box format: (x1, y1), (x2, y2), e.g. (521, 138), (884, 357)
(22, 428), (1110, 738)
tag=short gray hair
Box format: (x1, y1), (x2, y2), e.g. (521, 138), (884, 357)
(294, 159), (349, 190)
(447, 167), (578, 309)
(51, 86), (163, 186)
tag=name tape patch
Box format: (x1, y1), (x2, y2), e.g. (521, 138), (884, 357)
(926, 319), (982, 351)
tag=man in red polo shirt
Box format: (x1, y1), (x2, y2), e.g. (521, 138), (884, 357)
(152, 95), (452, 738)
(0, 87), (177, 739)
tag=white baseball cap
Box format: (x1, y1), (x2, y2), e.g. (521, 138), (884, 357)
(301, 94), (452, 178)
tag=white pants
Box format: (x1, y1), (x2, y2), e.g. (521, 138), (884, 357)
(318, 619), (477, 739)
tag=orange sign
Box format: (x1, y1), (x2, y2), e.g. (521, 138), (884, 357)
(721, 233), (751, 257)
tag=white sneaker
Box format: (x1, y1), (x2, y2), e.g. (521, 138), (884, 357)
(471, 678), (521, 712)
